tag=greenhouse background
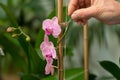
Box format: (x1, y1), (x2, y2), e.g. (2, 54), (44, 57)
(0, 0), (120, 80)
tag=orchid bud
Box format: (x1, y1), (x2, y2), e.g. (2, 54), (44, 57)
(6, 27), (14, 33)
(26, 36), (31, 42)
(12, 34), (17, 37)
(0, 48), (5, 56)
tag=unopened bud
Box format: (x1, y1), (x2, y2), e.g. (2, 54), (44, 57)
(26, 36), (31, 42)
(0, 48), (5, 56)
(6, 27), (14, 33)
(12, 34), (17, 37)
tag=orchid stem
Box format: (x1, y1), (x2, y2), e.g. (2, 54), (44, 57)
(57, 19), (72, 44)
(52, 65), (58, 69)
(18, 27), (28, 37)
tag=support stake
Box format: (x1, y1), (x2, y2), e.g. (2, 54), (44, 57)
(57, 0), (64, 80)
(83, 23), (89, 80)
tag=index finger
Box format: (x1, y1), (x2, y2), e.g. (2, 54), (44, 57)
(68, 0), (79, 16)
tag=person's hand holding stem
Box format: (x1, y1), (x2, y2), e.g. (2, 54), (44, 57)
(68, 0), (120, 25)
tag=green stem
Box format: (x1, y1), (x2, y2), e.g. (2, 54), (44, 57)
(57, 19), (72, 44)
(18, 27), (28, 37)
(18, 27), (31, 73)
(52, 65), (58, 69)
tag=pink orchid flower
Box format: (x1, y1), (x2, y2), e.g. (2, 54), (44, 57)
(45, 55), (54, 75)
(40, 35), (56, 75)
(42, 17), (61, 38)
(40, 35), (56, 58)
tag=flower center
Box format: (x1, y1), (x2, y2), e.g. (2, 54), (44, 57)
(45, 28), (53, 35)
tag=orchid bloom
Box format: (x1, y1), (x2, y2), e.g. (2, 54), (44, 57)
(40, 35), (56, 75)
(42, 17), (61, 38)
(45, 55), (54, 75)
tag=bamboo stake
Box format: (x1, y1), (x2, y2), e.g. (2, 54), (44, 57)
(57, 0), (64, 80)
(83, 23), (89, 80)
(0, 53), (2, 80)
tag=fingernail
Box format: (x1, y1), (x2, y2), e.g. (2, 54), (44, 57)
(71, 13), (77, 19)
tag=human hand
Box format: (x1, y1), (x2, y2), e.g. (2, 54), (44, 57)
(68, 0), (120, 24)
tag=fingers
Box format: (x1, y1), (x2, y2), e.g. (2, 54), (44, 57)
(68, 0), (79, 16)
(71, 6), (97, 22)
(68, 0), (96, 24)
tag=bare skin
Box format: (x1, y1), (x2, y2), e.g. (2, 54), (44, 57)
(68, 0), (120, 24)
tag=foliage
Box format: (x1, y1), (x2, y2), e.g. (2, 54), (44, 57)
(0, 0), (51, 79)
(100, 61), (120, 80)
(42, 68), (84, 80)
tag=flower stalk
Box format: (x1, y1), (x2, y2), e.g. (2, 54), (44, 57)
(57, 0), (64, 80)
(57, 19), (72, 44)
(6, 27), (31, 42)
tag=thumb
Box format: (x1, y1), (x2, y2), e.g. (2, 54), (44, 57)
(71, 6), (97, 20)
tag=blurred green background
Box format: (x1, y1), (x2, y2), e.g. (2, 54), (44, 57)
(0, 0), (120, 80)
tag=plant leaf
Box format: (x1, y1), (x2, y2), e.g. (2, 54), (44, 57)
(100, 61), (120, 80)
(65, 68), (84, 80)
(17, 35), (46, 76)
(0, 34), (27, 72)
(35, 28), (45, 48)
(21, 74), (40, 80)
(0, 3), (18, 27)
(42, 68), (84, 80)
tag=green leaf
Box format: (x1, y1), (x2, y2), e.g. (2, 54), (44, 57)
(21, 74), (40, 80)
(65, 68), (84, 80)
(18, 35), (46, 76)
(35, 28), (44, 48)
(42, 68), (84, 80)
(49, 35), (57, 47)
(41, 75), (57, 80)
(0, 3), (18, 27)
(100, 61), (120, 80)
(7, 0), (13, 7)
(0, 34), (27, 72)
(35, 48), (44, 60)
(97, 76), (116, 80)
(65, 47), (73, 56)
(89, 73), (96, 80)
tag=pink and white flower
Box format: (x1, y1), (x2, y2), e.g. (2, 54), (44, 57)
(45, 55), (54, 75)
(40, 35), (56, 75)
(42, 17), (61, 38)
